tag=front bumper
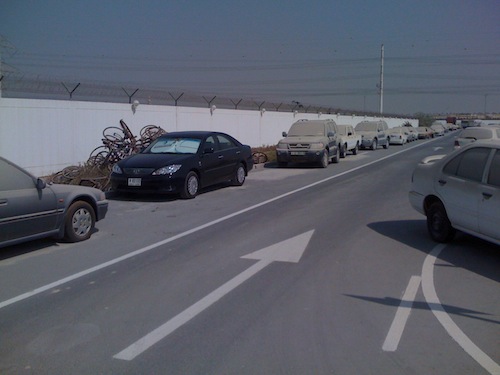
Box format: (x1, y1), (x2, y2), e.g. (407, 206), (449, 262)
(110, 174), (185, 194)
(276, 149), (324, 163)
(360, 138), (374, 147)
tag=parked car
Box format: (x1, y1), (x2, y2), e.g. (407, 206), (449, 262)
(430, 123), (446, 136)
(337, 124), (361, 157)
(0, 157), (108, 248)
(110, 131), (253, 199)
(388, 127), (409, 145)
(416, 126), (434, 139)
(406, 127), (418, 142)
(355, 120), (390, 150)
(276, 119), (341, 167)
(454, 126), (500, 148)
(409, 141), (500, 245)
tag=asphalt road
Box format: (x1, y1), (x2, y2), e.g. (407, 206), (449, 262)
(1, 134), (499, 374)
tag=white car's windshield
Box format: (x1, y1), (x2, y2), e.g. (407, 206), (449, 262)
(147, 138), (201, 154)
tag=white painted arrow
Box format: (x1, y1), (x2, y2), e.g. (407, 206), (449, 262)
(114, 230), (315, 361)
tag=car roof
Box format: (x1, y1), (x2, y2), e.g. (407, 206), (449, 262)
(157, 131), (227, 139)
(462, 139), (500, 149)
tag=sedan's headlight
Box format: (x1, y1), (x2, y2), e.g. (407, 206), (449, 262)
(309, 142), (325, 150)
(152, 164), (182, 175)
(112, 164), (122, 174)
(277, 142), (289, 150)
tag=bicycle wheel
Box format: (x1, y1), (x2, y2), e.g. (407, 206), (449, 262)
(103, 127), (124, 143)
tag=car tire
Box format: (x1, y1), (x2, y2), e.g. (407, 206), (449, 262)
(231, 163), (246, 186)
(64, 201), (96, 242)
(426, 201), (456, 243)
(332, 146), (340, 163)
(340, 144), (346, 158)
(352, 143), (358, 155)
(320, 150), (329, 168)
(371, 139), (377, 151)
(181, 171), (199, 199)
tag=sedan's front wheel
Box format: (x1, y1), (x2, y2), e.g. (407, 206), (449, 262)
(426, 201), (456, 242)
(64, 201), (96, 242)
(181, 171), (199, 199)
(231, 163), (246, 186)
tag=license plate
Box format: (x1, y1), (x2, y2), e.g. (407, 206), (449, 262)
(291, 151), (306, 156)
(128, 178), (142, 187)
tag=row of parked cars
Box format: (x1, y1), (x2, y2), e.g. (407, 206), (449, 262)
(275, 119), (395, 168)
(3, 119), (498, 249)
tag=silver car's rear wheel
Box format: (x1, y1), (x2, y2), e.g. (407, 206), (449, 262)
(427, 202), (456, 243)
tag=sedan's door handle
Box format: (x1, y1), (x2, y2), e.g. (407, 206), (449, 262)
(482, 192), (493, 199)
(218, 155), (224, 159)
(438, 179), (447, 186)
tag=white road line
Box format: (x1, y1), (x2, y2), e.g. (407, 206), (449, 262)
(422, 244), (500, 375)
(0, 141), (429, 311)
(114, 259), (273, 360)
(382, 275), (421, 351)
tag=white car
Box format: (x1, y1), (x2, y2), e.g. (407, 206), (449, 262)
(430, 124), (446, 136)
(388, 127), (409, 145)
(454, 126), (500, 148)
(409, 141), (500, 245)
(337, 124), (361, 157)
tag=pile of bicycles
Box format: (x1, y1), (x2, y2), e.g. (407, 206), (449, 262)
(87, 120), (166, 169)
(50, 120), (166, 190)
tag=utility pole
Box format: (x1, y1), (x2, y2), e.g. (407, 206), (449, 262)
(379, 44), (384, 115)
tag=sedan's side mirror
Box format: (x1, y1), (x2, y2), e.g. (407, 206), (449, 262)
(327, 131), (335, 137)
(282, 131), (288, 137)
(204, 147), (215, 154)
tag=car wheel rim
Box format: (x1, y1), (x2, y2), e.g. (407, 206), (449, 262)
(187, 175), (198, 195)
(237, 167), (245, 183)
(72, 208), (92, 237)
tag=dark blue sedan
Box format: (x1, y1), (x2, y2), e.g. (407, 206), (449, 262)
(110, 131), (254, 198)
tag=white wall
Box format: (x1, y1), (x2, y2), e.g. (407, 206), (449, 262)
(0, 98), (417, 176)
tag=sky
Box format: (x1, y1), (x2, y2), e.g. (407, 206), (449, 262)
(1, 0), (499, 115)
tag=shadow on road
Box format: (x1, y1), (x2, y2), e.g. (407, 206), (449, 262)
(367, 219), (500, 283)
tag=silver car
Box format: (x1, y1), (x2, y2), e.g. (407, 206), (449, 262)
(409, 141), (500, 245)
(454, 126), (500, 148)
(0, 157), (109, 248)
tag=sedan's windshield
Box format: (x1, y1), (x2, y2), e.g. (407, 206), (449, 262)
(145, 138), (201, 154)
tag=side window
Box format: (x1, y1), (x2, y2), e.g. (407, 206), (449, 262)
(487, 150), (500, 187)
(204, 136), (217, 151)
(444, 148), (490, 182)
(0, 159), (35, 191)
(216, 135), (236, 150)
